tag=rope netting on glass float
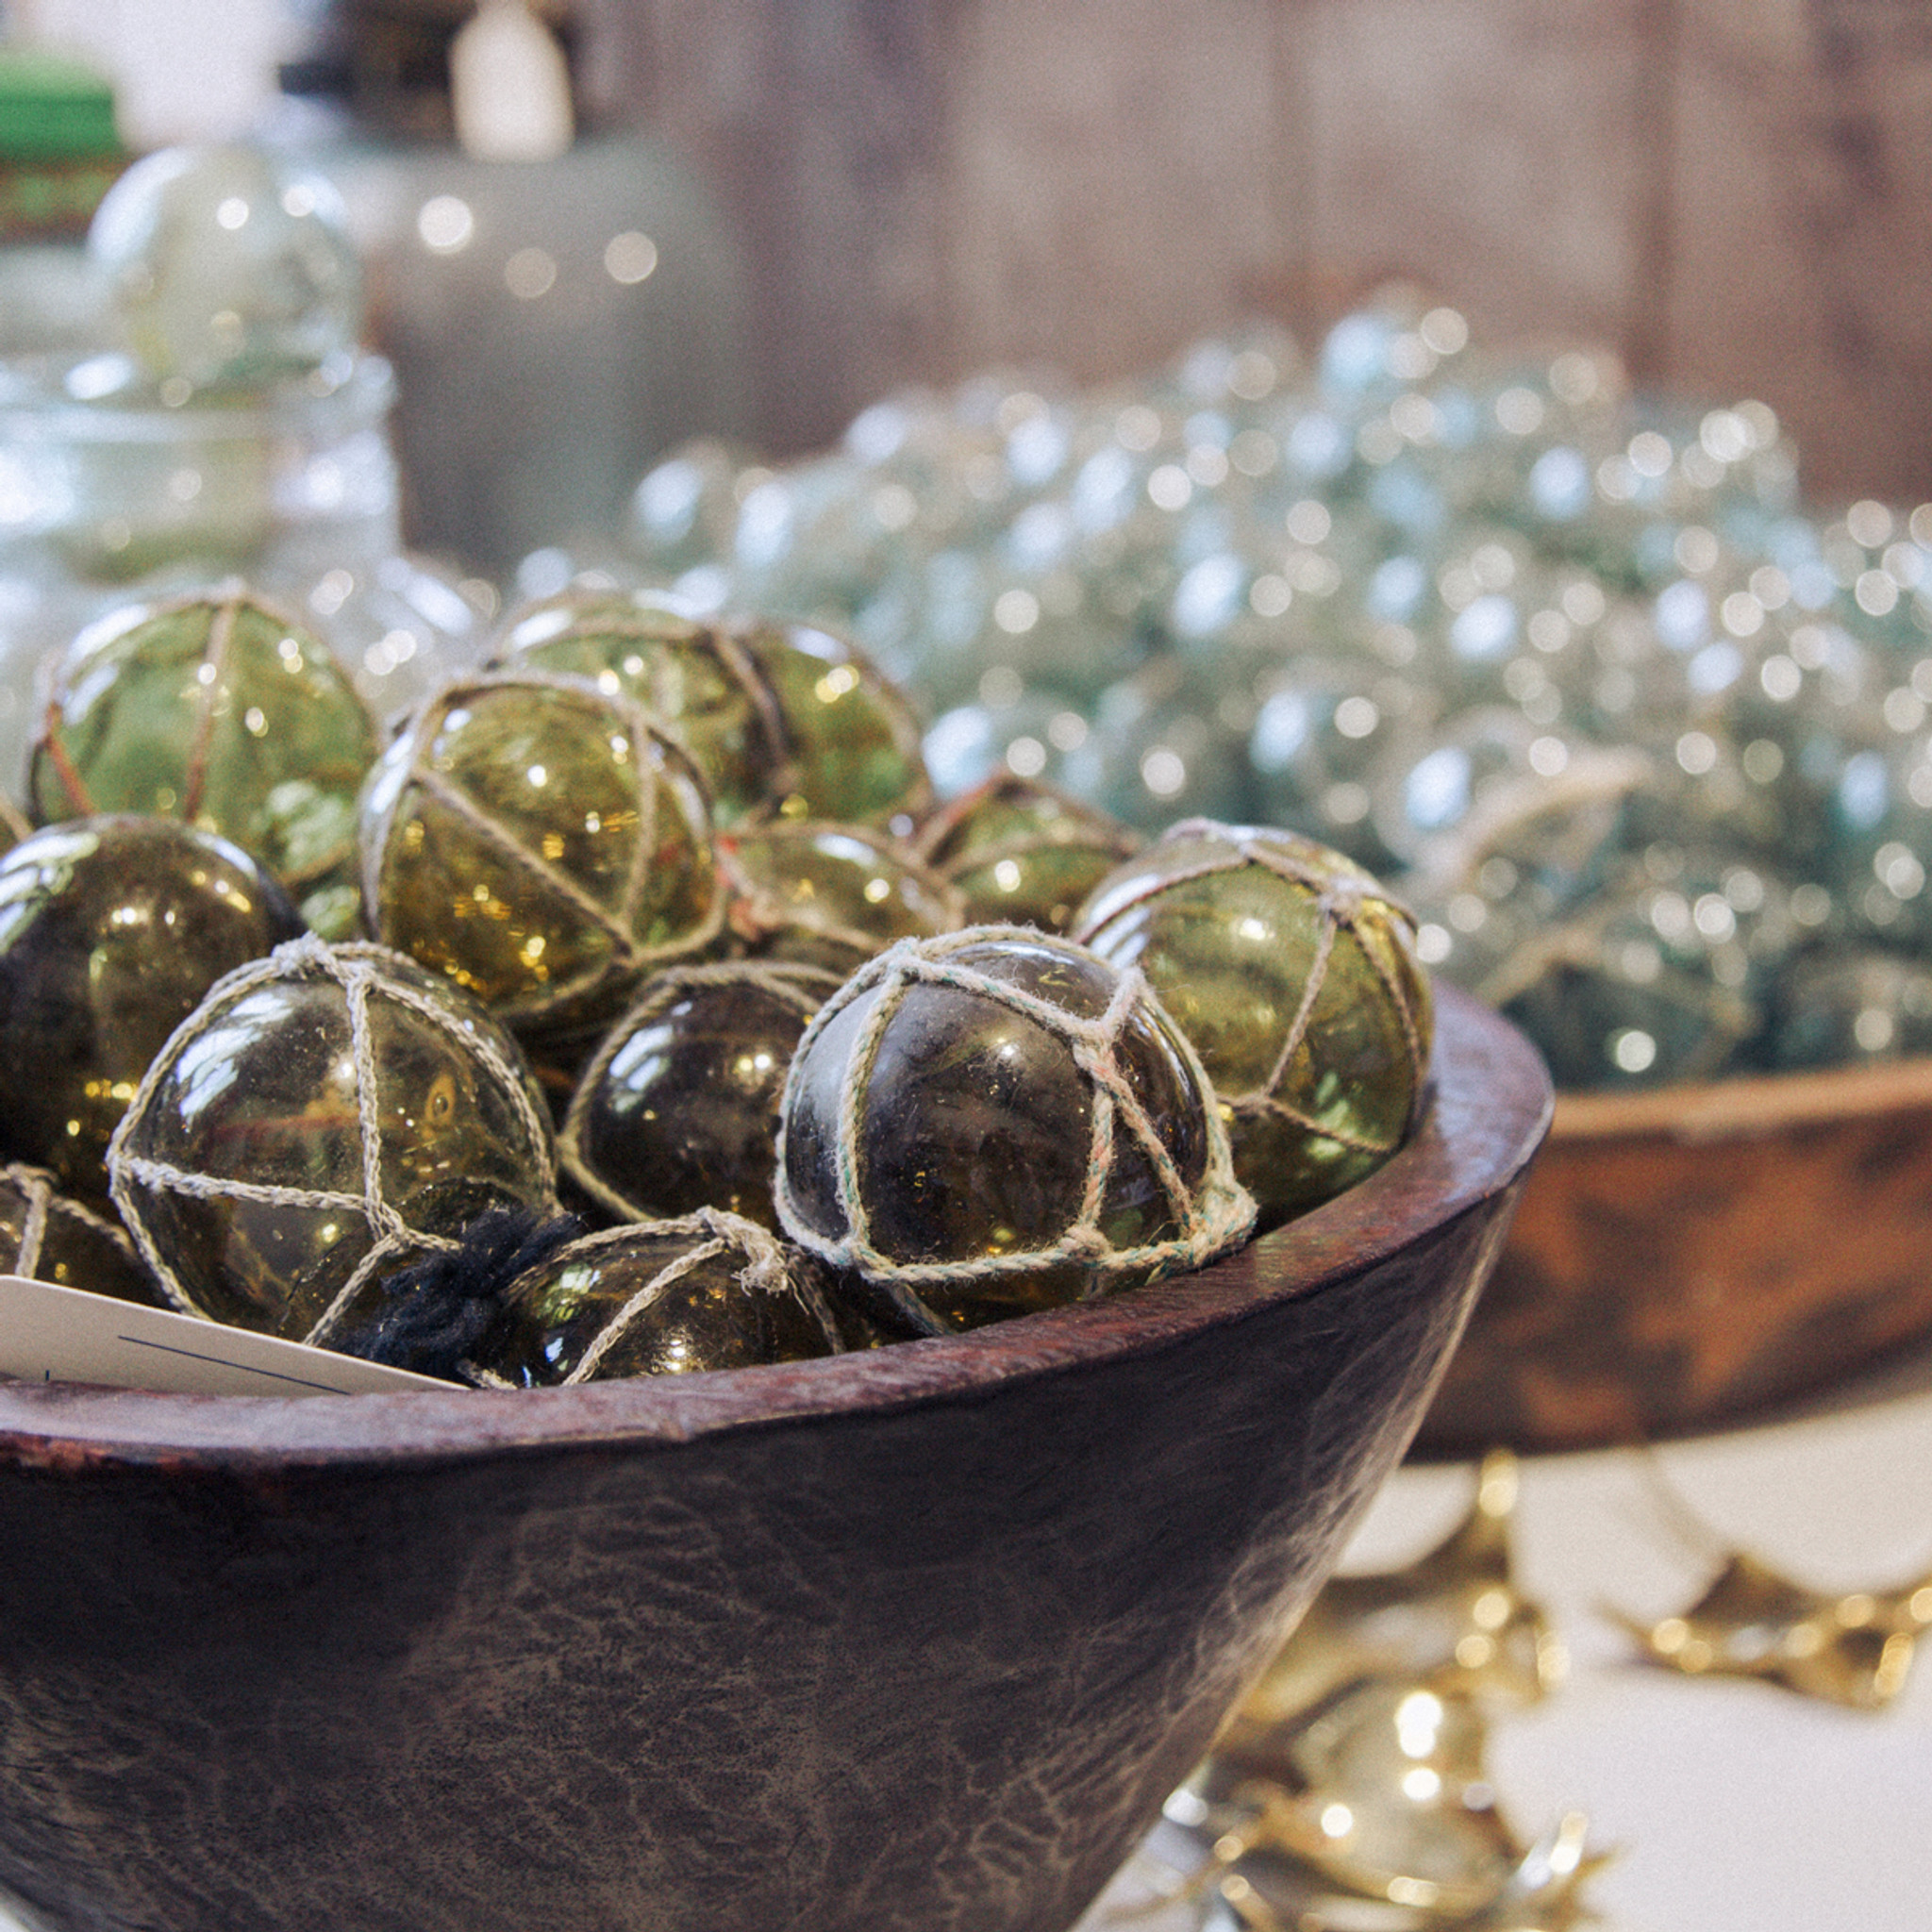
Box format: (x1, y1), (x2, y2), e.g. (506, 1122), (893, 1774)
(774, 926), (1256, 1335)
(108, 934), (558, 1347)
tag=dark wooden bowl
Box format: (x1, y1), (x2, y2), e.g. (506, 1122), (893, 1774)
(1415, 1053), (1932, 1457)
(0, 987), (1547, 1932)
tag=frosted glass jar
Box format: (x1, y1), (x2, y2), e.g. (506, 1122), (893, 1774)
(0, 346), (485, 773)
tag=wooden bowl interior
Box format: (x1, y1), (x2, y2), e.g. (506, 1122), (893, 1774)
(0, 984), (1550, 1466)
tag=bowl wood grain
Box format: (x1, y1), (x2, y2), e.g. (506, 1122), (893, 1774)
(1416, 1053), (1932, 1456)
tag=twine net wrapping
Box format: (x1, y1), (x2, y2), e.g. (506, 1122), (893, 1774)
(0, 1162), (143, 1282)
(499, 594), (800, 824)
(477, 1206), (839, 1388)
(558, 958), (841, 1224)
(359, 671), (725, 1027)
(1076, 820), (1434, 1174)
(774, 926), (1255, 1331)
(108, 934), (558, 1348)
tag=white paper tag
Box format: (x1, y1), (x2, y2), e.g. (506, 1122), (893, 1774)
(0, 1276), (451, 1397)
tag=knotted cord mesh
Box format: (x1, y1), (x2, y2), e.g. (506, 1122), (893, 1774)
(473, 1206), (835, 1389)
(774, 927), (1255, 1327)
(558, 958), (840, 1224)
(108, 934), (558, 1347)
(359, 672), (725, 1024)
(1077, 820), (1432, 1170)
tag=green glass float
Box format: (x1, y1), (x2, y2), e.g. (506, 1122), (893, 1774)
(494, 590), (791, 825)
(475, 1208), (841, 1385)
(107, 934), (558, 1346)
(718, 820), (962, 974)
(775, 926), (1254, 1334)
(498, 598), (931, 829)
(0, 815), (304, 1203)
(560, 960), (841, 1229)
(735, 619), (932, 827)
(28, 588), (381, 938)
(1481, 872), (1762, 1091)
(1073, 820), (1433, 1229)
(914, 774), (1141, 934)
(0, 1162), (162, 1307)
(1771, 951), (1932, 1068)
(359, 671), (724, 1038)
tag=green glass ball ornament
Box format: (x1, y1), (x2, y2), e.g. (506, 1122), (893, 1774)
(914, 774), (1141, 934)
(107, 935), (558, 1345)
(719, 821), (962, 974)
(28, 589), (381, 938)
(359, 672), (724, 1037)
(560, 960), (840, 1230)
(0, 1162), (161, 1307)
(775, 927), (1254, 1334)
(476, 1209), (841, 1386)
(1479, 851), (1779, 1089)
(1073, 821), (1433, 1229)
(734, 619), (933, 827)
(0, 815), (305, 1203)
(88, 143), (361, 394)
(1396, 737), (1657, 939)
(1245, 655), (1414, 876)
(494, 590), (792, 825)
(1770, 950), (1932, 1069)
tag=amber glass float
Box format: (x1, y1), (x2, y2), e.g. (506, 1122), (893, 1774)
(359, 672), (722, 1036)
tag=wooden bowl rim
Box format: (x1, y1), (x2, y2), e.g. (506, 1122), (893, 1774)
(1551, 1050), (1932, 1145)
(0, 985), (1550, 1471)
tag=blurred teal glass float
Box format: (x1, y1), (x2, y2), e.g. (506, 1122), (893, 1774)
(614, 294), (1932, 1091)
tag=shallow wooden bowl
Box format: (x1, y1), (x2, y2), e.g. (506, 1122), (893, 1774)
(1415, 1053), (1932, 1457)
(0, 988), (1545, 1932)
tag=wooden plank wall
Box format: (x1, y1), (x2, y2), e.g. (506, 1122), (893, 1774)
(588, 0), (1932, 503)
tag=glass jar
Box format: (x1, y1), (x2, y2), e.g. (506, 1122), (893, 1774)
(0, 343), (485, 772)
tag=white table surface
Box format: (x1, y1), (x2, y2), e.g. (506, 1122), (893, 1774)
(1085, 1372), (1932, 1932)
(6, 1379), (1929, 1932)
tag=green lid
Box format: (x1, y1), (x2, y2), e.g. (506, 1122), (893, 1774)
(0, 49), (119, 161)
